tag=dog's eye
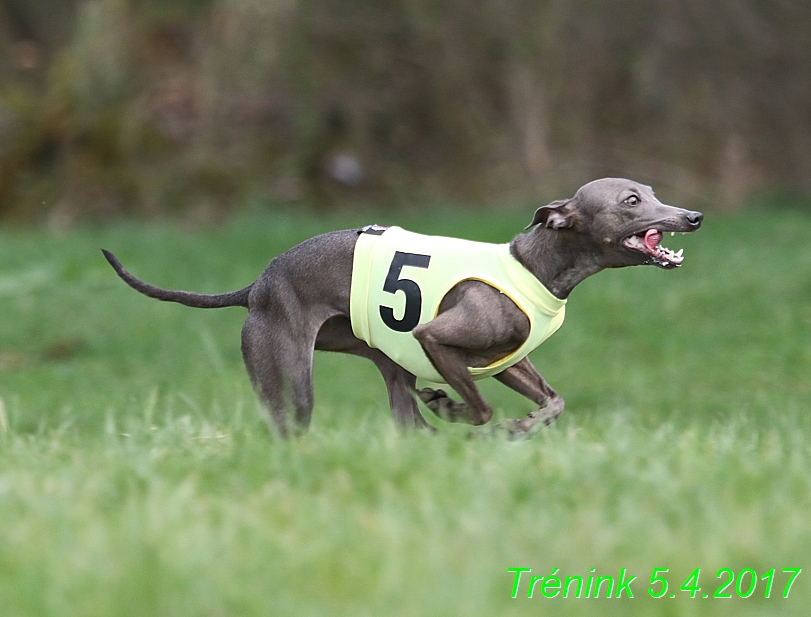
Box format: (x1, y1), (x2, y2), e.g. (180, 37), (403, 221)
(624, 195), (640, 206)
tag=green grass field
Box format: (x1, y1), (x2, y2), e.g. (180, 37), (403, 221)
(2, 204), (810, 616)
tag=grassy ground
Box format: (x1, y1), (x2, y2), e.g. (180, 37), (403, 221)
(1, 203), (810, 616)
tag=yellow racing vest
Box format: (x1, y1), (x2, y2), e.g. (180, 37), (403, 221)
(350, 226), (566, 383)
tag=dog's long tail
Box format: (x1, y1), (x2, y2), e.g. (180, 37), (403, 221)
(102, 250), (252, 309)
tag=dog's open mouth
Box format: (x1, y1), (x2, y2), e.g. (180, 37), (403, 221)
(623, 229), (685, 268)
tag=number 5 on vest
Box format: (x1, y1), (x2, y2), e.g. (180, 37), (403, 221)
(379, 251), (431, 332)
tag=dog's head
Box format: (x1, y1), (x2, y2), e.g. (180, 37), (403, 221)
(526, 178), (703, 269)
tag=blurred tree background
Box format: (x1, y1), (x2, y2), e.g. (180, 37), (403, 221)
(0, 0), (809, 224)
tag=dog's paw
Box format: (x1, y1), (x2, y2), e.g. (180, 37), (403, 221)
(417, 387), (448, 405)
(491, 399), (564, 439)
(417, 387), (473, 422)
(490, 415), (545, 440)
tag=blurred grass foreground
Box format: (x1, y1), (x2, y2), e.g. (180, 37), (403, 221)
(2, 207), (811, 616)
(2, 0), (811, 223)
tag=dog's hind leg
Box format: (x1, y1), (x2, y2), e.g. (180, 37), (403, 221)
(315, 316), (430, 430)
(372, 358), (428, 430)
(241, 312), (315, 437)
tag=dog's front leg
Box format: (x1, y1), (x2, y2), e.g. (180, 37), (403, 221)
(492, 357), (564, 435)
(412, 315), (495, 426)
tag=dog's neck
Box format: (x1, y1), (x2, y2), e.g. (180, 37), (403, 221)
(510, 228), (605, 299)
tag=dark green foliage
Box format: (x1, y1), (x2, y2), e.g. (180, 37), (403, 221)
(1, 0), (811, 221)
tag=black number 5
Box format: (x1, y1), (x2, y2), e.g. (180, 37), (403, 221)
(379, 251), (431, 332)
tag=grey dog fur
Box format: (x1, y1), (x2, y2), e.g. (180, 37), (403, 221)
(103, 178), (702, 437)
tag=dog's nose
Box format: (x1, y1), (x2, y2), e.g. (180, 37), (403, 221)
(686, 211), (703, 228)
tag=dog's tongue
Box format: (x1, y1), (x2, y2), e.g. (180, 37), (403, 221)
(644, 229), (662, 251)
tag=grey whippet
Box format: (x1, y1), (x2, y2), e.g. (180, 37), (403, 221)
(103, 178), (702, 436)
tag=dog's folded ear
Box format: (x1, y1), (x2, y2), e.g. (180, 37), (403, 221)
(525, 199), (578, 230)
